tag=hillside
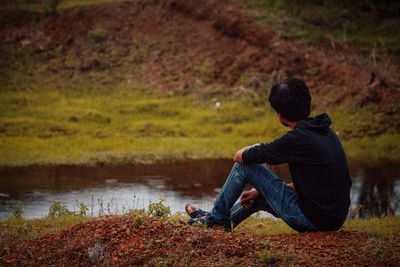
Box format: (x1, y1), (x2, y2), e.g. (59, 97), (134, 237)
(1, 0), (399, 107)
(0, 0), (399, 166)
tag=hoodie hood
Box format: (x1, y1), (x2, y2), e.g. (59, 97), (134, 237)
(296, 113), (332, 133)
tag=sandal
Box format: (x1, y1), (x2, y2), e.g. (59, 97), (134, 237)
(188, 216), (225, 230)
(187, 216), (208, 226)
(185, 203), (208, 219)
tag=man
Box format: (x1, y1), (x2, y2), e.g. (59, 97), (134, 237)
(185, 77), (352, 232)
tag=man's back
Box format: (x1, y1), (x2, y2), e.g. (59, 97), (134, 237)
(243, 113), (352, 230)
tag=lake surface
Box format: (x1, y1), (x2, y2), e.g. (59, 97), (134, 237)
(0, 159), (399, 219)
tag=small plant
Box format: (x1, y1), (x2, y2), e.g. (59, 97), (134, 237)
(78, 202), (89, 216)
(43, 0), (63, 15)
(134, 215), (145, 228)
(255, 249), (282, 265)
(259, 240), (272, 250)
(12, 204), (23, 218)
(48, 201), (72, 217)
(147, 198), (171, 219)
(88, 27), (107, 43)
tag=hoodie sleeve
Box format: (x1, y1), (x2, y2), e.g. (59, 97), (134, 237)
(242, 132), (297, 164)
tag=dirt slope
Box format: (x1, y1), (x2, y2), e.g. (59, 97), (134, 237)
(1, 0), (399, 109)
(2, 215), (399, 266)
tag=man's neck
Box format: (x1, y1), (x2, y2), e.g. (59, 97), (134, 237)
(287, 121), (297, 130)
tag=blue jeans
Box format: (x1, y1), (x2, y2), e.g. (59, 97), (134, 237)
(208, 163), (316, 232)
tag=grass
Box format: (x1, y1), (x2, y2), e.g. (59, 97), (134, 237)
(239, 0), (400, 56)
(2, 50), (400, 166)
(343, 216), (400, 237)
(0, 0), (124, 12)
(0, 90), (398, 166)
(0, 85), (280, 166)
(0, 78), (399, 166)
(239, 214), (400, 237)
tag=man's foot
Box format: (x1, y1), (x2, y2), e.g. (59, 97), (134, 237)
(187, 215), (224, 230)
(187, 215), (209, 227)
(185, 203), (208, 219)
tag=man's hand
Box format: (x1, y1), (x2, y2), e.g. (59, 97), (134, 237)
(287, 182), (296, 192)
(233, 144), (260, 163)
(266, 163), (278, 173)
(240, 189), (261, 208)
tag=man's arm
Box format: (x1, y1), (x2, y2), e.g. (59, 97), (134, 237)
(233, 144), (260, 163)
(240, 132), (297, 165)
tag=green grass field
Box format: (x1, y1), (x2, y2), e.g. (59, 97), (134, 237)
(1, 77), (399, 166)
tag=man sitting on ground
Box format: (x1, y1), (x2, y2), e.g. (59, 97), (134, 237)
(185, 77), (352, 232)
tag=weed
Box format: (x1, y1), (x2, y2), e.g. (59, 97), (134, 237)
(78, 202), (89, 216)
(11, 204), (23, 218)
(134, 216), (144, 228)
(48, 202), (72, 217)
(255, 248), (282, 265)
(259, 240), (272, 250)
(147, 198), (171, 219)
(88, 27), (107, 43)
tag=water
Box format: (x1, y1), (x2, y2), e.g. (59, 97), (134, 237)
(0, 159), (399, 219)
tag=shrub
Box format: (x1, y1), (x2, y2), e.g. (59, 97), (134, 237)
(147, 198), (171, 219)
(48, 201), (72, 217)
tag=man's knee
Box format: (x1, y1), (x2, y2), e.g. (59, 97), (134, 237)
(236, 163), (269, 175)
(232, 163), (259, 180)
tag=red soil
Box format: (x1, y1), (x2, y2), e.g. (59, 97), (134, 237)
(1, 0), (399, 109)
(2, 215), (399, 266)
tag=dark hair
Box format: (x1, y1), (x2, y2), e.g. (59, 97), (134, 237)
(268, 77), (311, 122)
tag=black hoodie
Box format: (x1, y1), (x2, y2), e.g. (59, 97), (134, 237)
(242, 113), (351, 230)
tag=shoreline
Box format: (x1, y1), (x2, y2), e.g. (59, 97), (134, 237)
(0, 142), (399, 168)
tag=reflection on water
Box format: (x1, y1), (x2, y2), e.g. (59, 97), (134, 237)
(0, 159), (399, 219)
(349, 161), (400, 218)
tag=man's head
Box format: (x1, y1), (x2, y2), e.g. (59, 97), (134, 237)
(268, 77), (311, 126)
